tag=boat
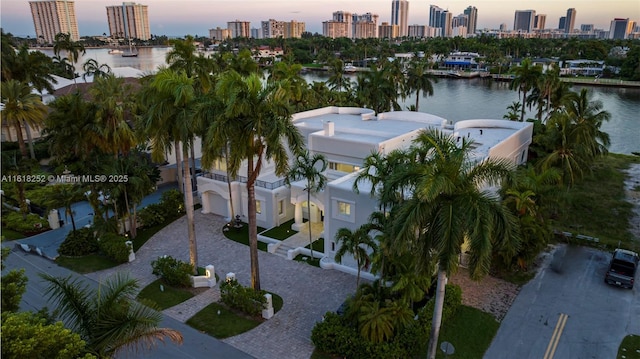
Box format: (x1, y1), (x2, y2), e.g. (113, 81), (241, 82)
(121, 38), (138, 57)
(108, 48), (123, 54)
(343, 64), (357, 73)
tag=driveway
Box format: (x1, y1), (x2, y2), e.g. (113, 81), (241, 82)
(485, 245), (640, 359)
(86, 211), (358, 359)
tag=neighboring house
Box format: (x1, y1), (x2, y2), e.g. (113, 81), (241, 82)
(442, 51), (482, 70)
(197, 106), (534, 277)
(560, 59), (605, 76)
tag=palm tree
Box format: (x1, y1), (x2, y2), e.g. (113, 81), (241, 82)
(286, 150), (328, 258)
(354, 64), (400, 114)
(388, 129), (519, 359)
(564, 88), (611, 160)
(334, 225), (378, 289)
(1, 39), (57, 93)
(89, 74), (136, 158)
(41, 272), (183, 358)
(1, 80), (47, 159)
(510, 58), (542, 122)
(327, 58), (345, 91)
(44, 184), (83, 231)
(202, 70), (304, 290)
(140, 69), (199, 272)
(405, 58), (436, 111)
(53, 32), (86, 82)
(82, 59), (111, 81)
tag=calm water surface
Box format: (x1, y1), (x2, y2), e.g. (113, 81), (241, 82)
(46, 48), (640, 154)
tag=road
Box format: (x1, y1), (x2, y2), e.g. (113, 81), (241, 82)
(485, 245), (640, 359)
(2, 246), (254, 359)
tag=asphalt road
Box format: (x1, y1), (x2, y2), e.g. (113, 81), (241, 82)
(2, 246), (254, 359)
(485, 245), (640, 359)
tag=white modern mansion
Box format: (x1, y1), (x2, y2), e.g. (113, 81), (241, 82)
(196, 106), (534, 275)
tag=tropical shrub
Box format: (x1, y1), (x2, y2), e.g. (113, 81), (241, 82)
(1, 311), (96, 359)
(137, 203), (166, 228)
(58, 228), (98, 256)
(1, 246), (28, 313)
(151, 255), (193, 287)
(2, 211), (49, 233)
(98, 233), (130, 263)
(220, 279), (267, 317)
(160, 189), (184, 214)
(312, 284), (463, 358)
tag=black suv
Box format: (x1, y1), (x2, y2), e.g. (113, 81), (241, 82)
(605, 249), (639, 289)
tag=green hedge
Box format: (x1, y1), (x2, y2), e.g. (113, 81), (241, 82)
(2, 211), (50, 234)
(311, 284), (462, 359)
(151, 255), (193, 287)
(220, 279), (267, 317)
(138, 189), (185, 228)
(58, 228), (98, 256)
(98, 233), (130, 263)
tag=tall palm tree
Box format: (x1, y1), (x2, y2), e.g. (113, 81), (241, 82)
(286, 150), (328, 258)
(141, 69), (199, 272)
(1, 39), (57, 93)
(41, 272), (183, 358)
(1, 80), (47, 159)
(82, 59), (111, 81)
(564, 88), (611, 159)
(89, 74), (136, 158)
(334, 225), (378, 289)
(405, 58), (436, 111)
(388, 129), (519, 359)
(202, 70), (303, 290)
(327, 58), (345, 91)
(44, 184), (83, 231)
(53, 32), (85, 82)
(510, 58), (542, 122)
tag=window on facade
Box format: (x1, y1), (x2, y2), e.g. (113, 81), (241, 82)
(278, 200), (284, 215)
(338, 201), (351, 215)
(256, 201), (262, 214)
(329, 162), (358, 173)
(212, 158), (228, 172)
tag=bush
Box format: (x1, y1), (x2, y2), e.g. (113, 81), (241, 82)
(1, 269), (28, 313)
(98, 233), (130, 263)
(220, 279), (267, 317)
(312, 284), (463, 359)
(58, 228), (98, 256)
(151, 255), (193, 287)
(2, 211), (50, 234)
(160, 189), (184, 214)
(137, 203), (166, 228)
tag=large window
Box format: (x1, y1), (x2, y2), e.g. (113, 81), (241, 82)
(256, 201), (262, 214)
(329, 162), (359, 173)
(278, 200), (284, 215)
(332, 198), (355, 223)
(338, 201), (351, 215)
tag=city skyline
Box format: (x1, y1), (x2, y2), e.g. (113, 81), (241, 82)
(2, 0), (639, 37)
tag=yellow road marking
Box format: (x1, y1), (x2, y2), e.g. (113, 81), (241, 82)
(543, 313), (568, 359)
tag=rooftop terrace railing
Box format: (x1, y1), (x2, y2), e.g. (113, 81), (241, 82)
(201, 172), (287, 190)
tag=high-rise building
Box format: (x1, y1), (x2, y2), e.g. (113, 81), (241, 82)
(534, 14), (546, 30)
(609, 18), (633, 39)
(379, 22), (399, 39)
(29, 0), (79, 43)
(353, 13), (379, 38)
(564, 8), (577, 33)
(261, 19), (285, 38)
(581, 24), (594, 32)
(558, 17), (566, 31)
(429, 5), (452, 37)
(106, 2), (150, 40)
(391, 0), (409, 37)
(514, 10), (536, 32)
(227, 20), (251, 38)
(209, 27), (230, 41)
(408, 24), (426, 38)
(285, 21), (306, 38)
(322, 21), (350, 38)
(452, 14), (468, 29)
(463, 6), (478, 36)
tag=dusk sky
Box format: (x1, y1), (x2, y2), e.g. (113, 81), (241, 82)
(1, 0), (639, 37)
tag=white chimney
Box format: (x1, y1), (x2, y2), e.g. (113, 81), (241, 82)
(324, 121), (335, 136)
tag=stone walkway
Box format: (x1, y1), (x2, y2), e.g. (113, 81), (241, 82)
(86, 211), (357, 359)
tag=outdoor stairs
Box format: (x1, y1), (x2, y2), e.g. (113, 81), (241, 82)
(274, 243), (296, 259)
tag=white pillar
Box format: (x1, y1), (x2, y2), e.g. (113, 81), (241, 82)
(125, 240), (135, 262)
(48, 209), (61, 229)
(262, 293), (274, 319)
(294, 202), (303, 226)
(205, 264), (216, 287)
(200, 191), (210, 214)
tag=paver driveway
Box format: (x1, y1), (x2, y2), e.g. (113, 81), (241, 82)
(87, 211), (358, 359)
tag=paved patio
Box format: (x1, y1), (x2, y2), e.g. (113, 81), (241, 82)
(86, 211), (358, 359)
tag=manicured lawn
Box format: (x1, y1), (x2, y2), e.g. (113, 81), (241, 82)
(305, 238), (324, 253)
(618, 334), (640, 359)
(433, 305), (500, 359)
(222, 222), (268, 251)
(136, 278), (194, 310)
(186, 291), (283, 339)
(56, 254), (119, 274)
(56, 215), (183, 273)
(1, 227), (25, 240)
(551, 153), (640, 251)
(260, 219), (298, 240)
(187, 302), (261, 339)
(294, 254), (321, 268)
